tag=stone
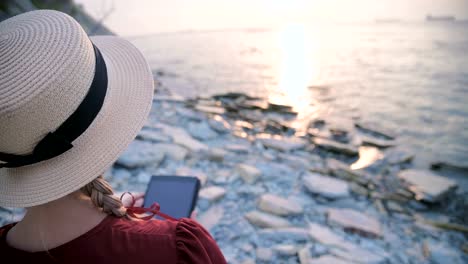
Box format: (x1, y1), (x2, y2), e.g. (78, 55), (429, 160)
(360, 135), (396, 148)
(204, 148), (227, 162)
(257, 134), (307, 152)
(350, 146), (384, 170)
(398, 169), (457, 202)
(236, 164), (262, 183)
(199, 186), (226, 201)
(225, 144), (250, 154)
(175, 167), (208, 186)
(235, 120), (254, 130)
(273, 245), (298, 256)
(355, 121), (396, 140)
(208, 115), (231, 133)
(327, 208), (382, 238)
(137, 129), (171, 143)
(329, 247), (386, 264)
(136, 171), (152, 184)
(384, 148), (414, 165)
(195, 105), (225, 115)
(258, 194), (303, 216)
(187, 121), (219, 141)
(116, 140), (165, 168)
(176, 107), (204, 120)
(198, 205), (224, 231)
(327, 159), (370, 185)
(308, 222), (345, 247)
(257, 227), (310, 242)
(313, 138), (358, 156)
(426, 242), (465, 264)
(303, 172), (350, 199)
(155, 123), (209, 152)
(308, 128), (332, 140)
(154, 143), (189, 161)
(309, 255), (349, 264)
(244, 211), (290, 228)
(256, 248), (273, 262)
(298, 245), (314, 264)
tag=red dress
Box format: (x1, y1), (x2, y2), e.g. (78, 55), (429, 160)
(0, 216), (227, 264)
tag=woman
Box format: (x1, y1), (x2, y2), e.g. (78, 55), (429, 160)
(0, 10), (226, 263)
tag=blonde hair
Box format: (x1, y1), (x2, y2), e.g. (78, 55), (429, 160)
(80, 175), (126, 217)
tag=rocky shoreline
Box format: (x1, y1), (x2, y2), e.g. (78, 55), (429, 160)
(115, 86), (466, 263)
(1, 85), (467, 263)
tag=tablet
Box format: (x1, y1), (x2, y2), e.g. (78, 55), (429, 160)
(143, 175), (200, 219)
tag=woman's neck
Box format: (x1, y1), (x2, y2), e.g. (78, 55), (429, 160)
(6, 191), (108, 252)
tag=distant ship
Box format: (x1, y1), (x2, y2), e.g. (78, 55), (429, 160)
(426, 14), (455, 21)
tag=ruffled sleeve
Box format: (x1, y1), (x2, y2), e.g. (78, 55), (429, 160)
(175, 218), (227, 264)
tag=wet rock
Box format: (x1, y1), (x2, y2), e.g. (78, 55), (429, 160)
(136, 171), (152, 184)
(327, 208), (382, 238)
(198, 205), (224, 231)
(298, 245), (314, 264)
(154, 143), (188, 161)
(176, 107), (204, 121)
(175, 167), (207, 186)
(431, 161), (468, 173)
(156, 123), (209, 152)
(273, 245), (298, 256)
(258, 194), (303, 216)
(355, 121), (396, 140)
(137, 129), (172, 143)
(257, 227), (310, 242)
(327, 159), (370, 185)
(187, 121), (219, 141)
(309, 255), (349, 264)
(350, 146), (384, 170)
(303, 172), (350, 199)
(398, 169), (457, 203)
(257, 134), (307, 152)
(208, 115), (231, 133)
(204, 148), (227, 162)
(308, 222), (346, 246)
(116, 141), (165, 168)
(427, 241), (465, 264)
(199, 186), (226, 202)
(236, 164), (262, 183)
(234, 120), (254, 130)
(360, 135), (396, 148)
(212, 92), (258, 101)
(111, 169), (131, 182)
(267, 102), (293, 112)
(244, 211), (290, 228)
(384, 148), (414, 165)
(313, 138), (358, 156)
(225, 144), (250, 154)
(256, 248), (273, 262)
(195, 105), (225, 115)
(308, 128), (332, 140)
(329, 246), (386, 264)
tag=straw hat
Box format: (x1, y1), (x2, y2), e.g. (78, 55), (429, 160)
(0, 10), (154, 207)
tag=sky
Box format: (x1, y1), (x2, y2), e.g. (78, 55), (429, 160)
(75, 0), (468, 36)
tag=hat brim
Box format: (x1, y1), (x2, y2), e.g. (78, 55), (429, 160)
(0, 36), (154, 208)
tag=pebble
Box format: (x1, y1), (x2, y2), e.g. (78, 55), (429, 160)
(257, 135), (307, 152)
(137, 129), (172, 143)
(308, 222), (345, 247)
(327, 208), (382, 238)
(116, 140), (165, 168)
(208, 115), (231, 133)
(309, 255), (349, 264)
(257, 227), (310, 242)
(244, 211), (291, 228)
(273, 245), (298, 256)
(313, 138), (359, 156)
(198, 205), (224, 231)
(303, 172), (350, 199)
(257, 194), (303, 216)
(398, 169), (457, 203)
(256, 248), (273, 262)
(236, 164), (262, 183)
(199, 186), (226, 202)
(156, 123), (209, 152)
(187, 121), (219, 140)
(153, 143), (189, 161)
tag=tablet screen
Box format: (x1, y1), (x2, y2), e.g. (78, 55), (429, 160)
(144, 176), (200, 219)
